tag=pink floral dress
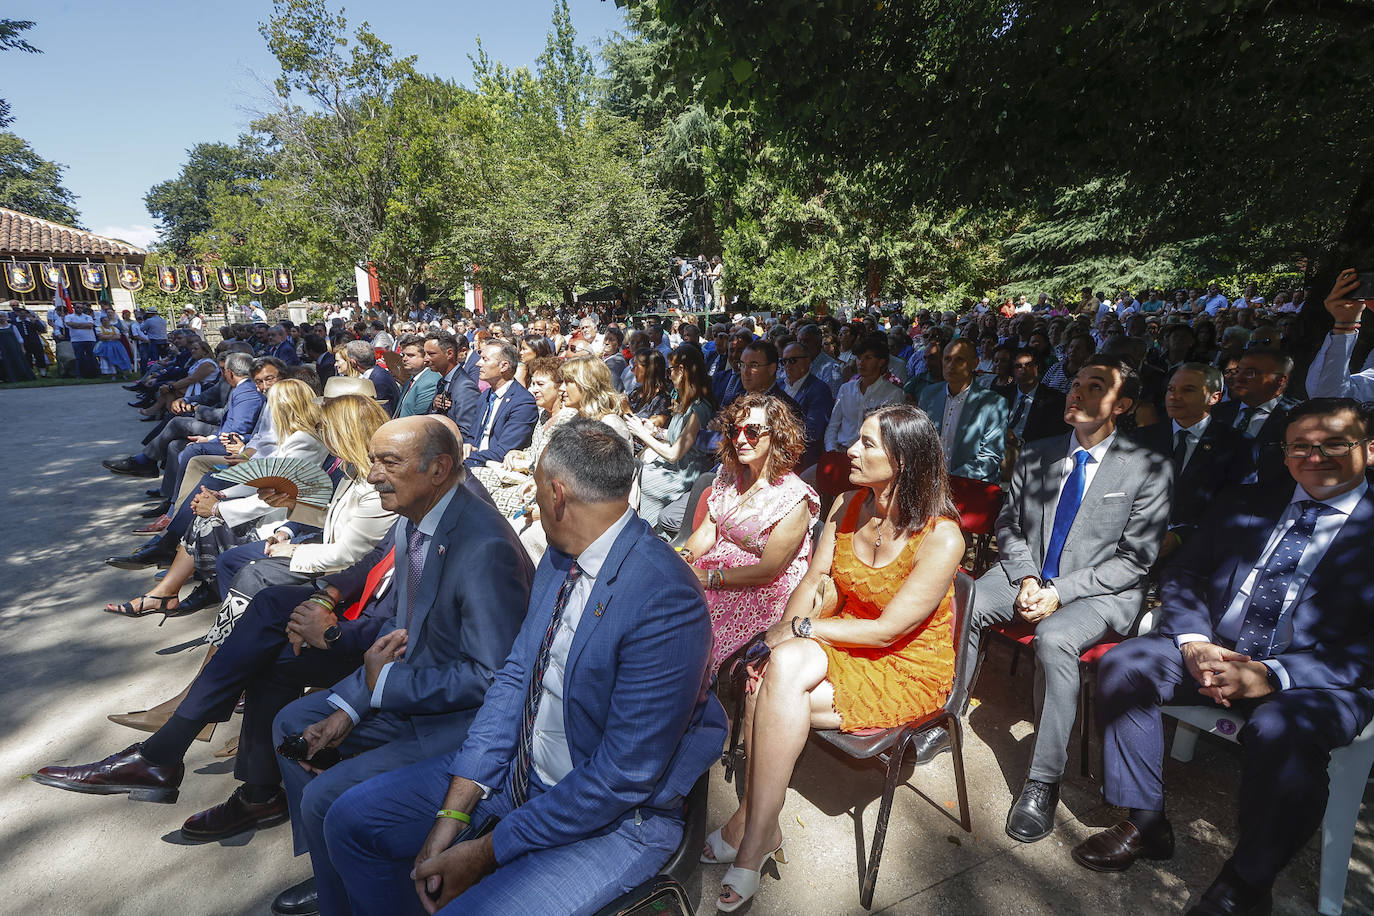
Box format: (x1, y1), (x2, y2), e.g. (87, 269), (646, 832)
(697, 471), (820, 671)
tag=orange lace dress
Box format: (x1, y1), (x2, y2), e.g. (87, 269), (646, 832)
(819, 497), (956, 731)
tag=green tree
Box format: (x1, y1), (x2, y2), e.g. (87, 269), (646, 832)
(144, 140), (271, 256)
(0, 131), (81, 225)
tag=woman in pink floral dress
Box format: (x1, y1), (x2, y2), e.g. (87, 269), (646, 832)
(682, 394), (820, 672)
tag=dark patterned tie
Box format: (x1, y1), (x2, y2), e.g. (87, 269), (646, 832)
(1236, 405), (1256, 435)
(509, 562), (583, 806)
(428, 375), (449, 415)
(404, 524), (427, 631)
(1010, 393), (1030, 431)
(1233, 500), (1330, 658)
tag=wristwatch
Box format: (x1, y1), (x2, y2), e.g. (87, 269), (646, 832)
(791, 616), (814, 639)
(323, 624), (341, 649)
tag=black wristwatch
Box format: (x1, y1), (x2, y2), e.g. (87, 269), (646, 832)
(323, 624), (341, 648)
(1264, 665), (1282, 692)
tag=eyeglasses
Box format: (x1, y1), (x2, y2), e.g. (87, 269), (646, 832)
(731, 424), (771, 445)
(1280, 439), (1368, 458)
(780, 356), (808, 366)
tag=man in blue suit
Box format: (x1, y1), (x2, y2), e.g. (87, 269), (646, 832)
(779, 341), (834, 469)
(323, 418), (727, 916)
(394, 334), (440, 418)
(464, 340), (538, 467)
(424, 331), (484, 443)
(918, 338), (1009, 483)
(1075, 398), (1374, 916)
(270, 324), (302, 366)
(344, 340), (401, 416)
(251, 416), (534, 916)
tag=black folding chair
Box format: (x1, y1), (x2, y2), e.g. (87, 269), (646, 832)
(590, 769), (710, 916)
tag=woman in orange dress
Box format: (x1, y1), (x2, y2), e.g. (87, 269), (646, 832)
(702, 403), (965, 912)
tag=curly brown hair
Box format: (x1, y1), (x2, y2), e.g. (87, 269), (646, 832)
(715, 393), (805, 484)
(526, 356), (563, 383)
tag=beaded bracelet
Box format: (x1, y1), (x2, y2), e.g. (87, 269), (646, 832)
(708, 569), (724, 589)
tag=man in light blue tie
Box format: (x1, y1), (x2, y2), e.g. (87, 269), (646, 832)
(947, 356), (1173, 845)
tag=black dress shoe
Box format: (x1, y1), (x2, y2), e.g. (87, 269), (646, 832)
(181, 786), (288, 842)
(140, 500), (172, 518)
(175, 582), (219, 615)
(102, 457), (159, 478)
(272, 877), (319, 916)
(106, 540), (176, 570)
(1186, 866), (1273, 915)
(122, 384), (143, 391)
(145, 487), (163, 498)
(128, 398), (155, 408)
(1006, 779), (1059, 842)
(1072, 819), (1174, 872)
(30, 743), (182, 803)
(912, 727), (951, 765)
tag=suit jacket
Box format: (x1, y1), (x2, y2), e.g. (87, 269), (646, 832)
(271, 339), (301, 366)
(1211, 395), (1301, 485)
(1159, 484), (1374, 701)
(365, 365), (401, 416)
(996, 432), (1173, 631)
(395, 366), (440, 418)
(464, 381), (539, 466)
(1132, 418), (1252, 544)
(316, 352), (337, 382)
(328, 482), (536, 759)
(712, 367), (742, 408)
(919, 383), (1010, 483)
(450, 515), (727, 865)
(460, 348), (482, 384)
(782, 375), (833, 467)
(603, 353), (628, 393)
(217, 378), (266, 440)
(439, 368), (484, 443)
(1009, 385), (1069, 443)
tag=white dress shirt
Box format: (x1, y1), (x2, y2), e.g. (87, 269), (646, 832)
(531, 508), (635, 787)
(478, 379), (513, 451)
(823, 376), (904, 451)
(1176, 481), (1367, 688)
(327, 481), (460, 723)
(1306, 332), (1374, 401)
(1052, 431), (1116, 507)
(939, 384), (972, 459)
(1234, 396), (1279, 437)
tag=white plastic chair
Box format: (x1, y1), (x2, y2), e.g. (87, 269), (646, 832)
(1163, 705), (1374, 915)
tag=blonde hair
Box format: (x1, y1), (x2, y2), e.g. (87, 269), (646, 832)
(268, 378), (322, 441)
(560, 355), (622, 421)
(320, 394), (389, 474)
(332, 344), (356, 376)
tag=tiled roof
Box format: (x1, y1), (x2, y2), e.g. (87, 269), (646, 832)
(0, 207), (147, 259)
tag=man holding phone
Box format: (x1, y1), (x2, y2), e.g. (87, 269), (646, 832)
(1304, 268), (1374, 401)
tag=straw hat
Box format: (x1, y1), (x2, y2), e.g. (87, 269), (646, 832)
(314, 375), (378, 404)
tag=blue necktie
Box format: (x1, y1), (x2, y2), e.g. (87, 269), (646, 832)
(1042, 450), (1092, 580)
(1233, 500), (1330, 658)
(510, 562), (583, 806)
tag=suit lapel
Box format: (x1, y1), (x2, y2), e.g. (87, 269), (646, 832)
(406, 488), (474, 642)
(1037, 434), (1073, 553)
(1221, 489), (1290, 597)
(563, 519), (643, 682)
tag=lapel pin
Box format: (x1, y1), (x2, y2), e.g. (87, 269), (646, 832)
(437, 544), (446, 556)
(594, 601), (605, 617)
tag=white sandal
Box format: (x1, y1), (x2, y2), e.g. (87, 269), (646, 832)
(700, 827), (738, 864)
(718, 851), (783, 913)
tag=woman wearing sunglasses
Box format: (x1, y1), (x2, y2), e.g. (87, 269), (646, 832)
(627, 346), (717, 527)
(680, 394), (819, 672)
(703, 404), (964, 912)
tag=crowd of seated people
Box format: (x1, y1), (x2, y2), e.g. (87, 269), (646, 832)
(31, 273), (1374, 915)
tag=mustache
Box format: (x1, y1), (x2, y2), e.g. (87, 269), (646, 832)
(374, 482), (397, 494)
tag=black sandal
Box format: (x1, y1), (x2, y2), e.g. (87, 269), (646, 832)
(103, 594), (178, 619)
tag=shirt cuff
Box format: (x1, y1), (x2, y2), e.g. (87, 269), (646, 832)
(326, 693), (361, 725)
(370, 661), (394, 708)
(1174, 633), (1209, 648)
(1260, 659), (1291, 691)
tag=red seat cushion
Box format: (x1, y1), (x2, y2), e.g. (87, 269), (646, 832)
(948, 475), (1003, 536)
(989, 620), (1036, 645)
(1078, 641), (1121, 666)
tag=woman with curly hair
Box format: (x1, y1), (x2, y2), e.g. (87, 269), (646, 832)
(681, 394), (819, 672)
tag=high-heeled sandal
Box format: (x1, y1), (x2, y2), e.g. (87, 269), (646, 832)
(103, 594), (177, 619)
(700, 827), (738, 864)
(719, 849), (785, 913)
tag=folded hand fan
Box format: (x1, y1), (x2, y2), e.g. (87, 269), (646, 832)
(215, 456), (336, 509)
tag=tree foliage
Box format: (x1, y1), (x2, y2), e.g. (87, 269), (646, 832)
(0, 131), (81, 226)
(144, 141), (271, 256)
(0, 19), (39, 129)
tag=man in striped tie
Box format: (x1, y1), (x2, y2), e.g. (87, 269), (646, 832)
(1078, 399), (1374, 915)
(324, 418), (727, 916)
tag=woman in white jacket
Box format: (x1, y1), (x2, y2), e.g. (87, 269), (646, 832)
(102, 379), (328, 622)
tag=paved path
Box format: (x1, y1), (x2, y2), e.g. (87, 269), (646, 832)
(1, 383), (1370, 915)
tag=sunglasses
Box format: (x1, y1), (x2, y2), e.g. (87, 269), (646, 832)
(732, 423), (771, 445)
(780, 356), (809, 366)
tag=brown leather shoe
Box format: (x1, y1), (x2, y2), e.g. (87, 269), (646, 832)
(30, 744), (182, 803)
(1071, 819), (1174, 872)
(181, 786), (288, 842)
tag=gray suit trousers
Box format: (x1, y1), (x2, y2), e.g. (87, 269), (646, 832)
(965, 570), (1115, 783)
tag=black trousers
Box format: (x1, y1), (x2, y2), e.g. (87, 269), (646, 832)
(176, 584), (362, 788)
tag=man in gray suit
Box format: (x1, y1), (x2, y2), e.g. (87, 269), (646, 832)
(959, 356), (1173, 844)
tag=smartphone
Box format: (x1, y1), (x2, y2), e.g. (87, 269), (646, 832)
(1353, 269), (1374, 302)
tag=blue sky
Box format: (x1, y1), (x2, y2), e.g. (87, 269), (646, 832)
(2, 1), (629, 248)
